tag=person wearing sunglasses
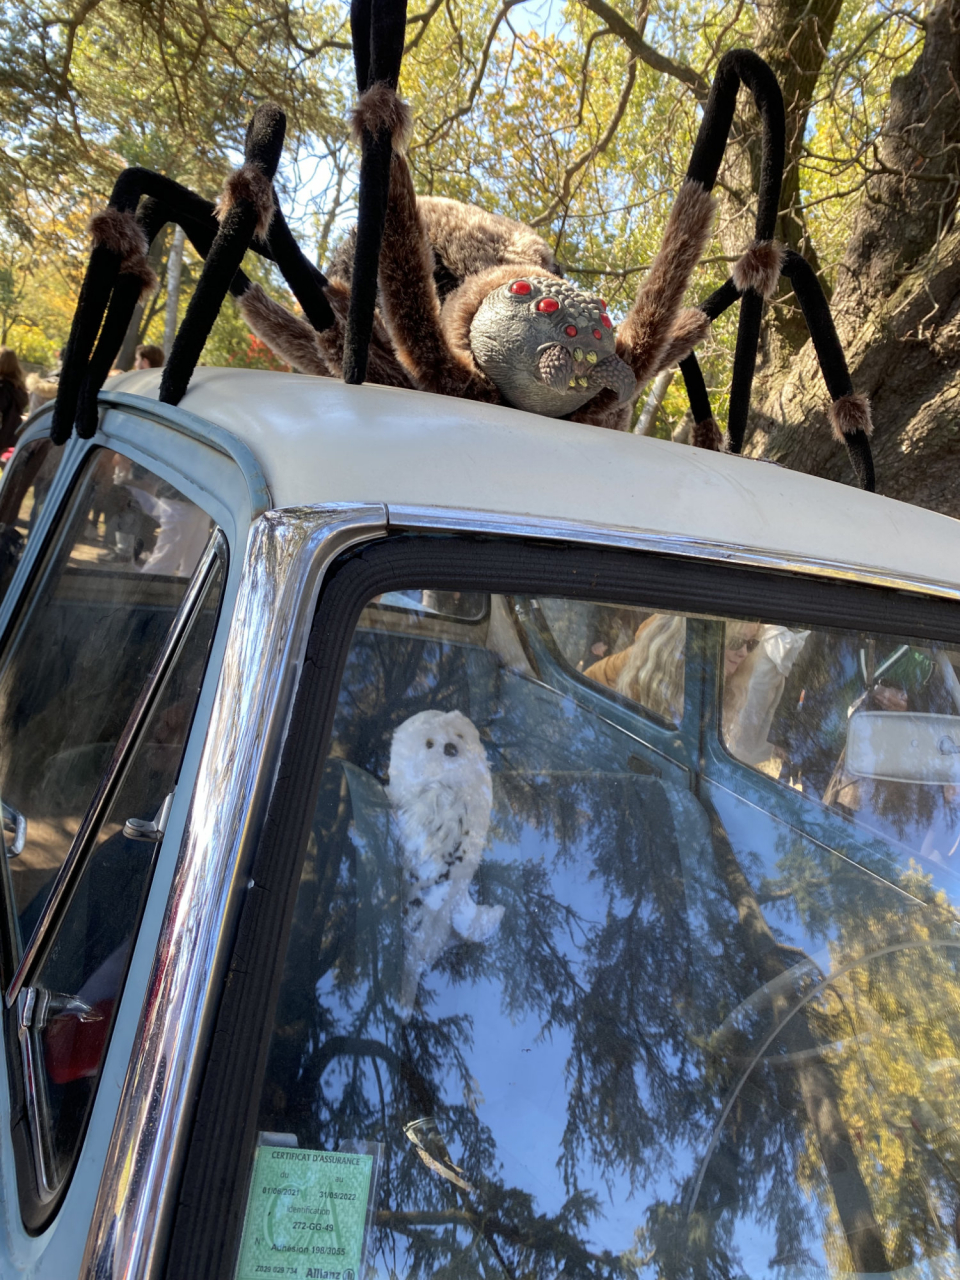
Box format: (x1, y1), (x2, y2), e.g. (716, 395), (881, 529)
(724, 625), (762, 677)
(584, 615), (764, 728)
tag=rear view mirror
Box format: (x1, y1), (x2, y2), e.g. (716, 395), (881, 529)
(846, 711), (960, 784)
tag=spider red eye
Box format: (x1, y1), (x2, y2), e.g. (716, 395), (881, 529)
(593, 328), (602, 340)
(565, 325), (577, 337)
(509, 281), (531, 295)
(601, 314), (612, 329)
(537, 298), (560, 313)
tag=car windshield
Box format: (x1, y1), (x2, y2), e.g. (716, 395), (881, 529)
(237, 587), (960, 1280)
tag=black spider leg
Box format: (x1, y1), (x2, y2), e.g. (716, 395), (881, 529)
(780, 251), (875, 491)
(680, 266), (875, 490)
(52, 196), (139, 445)
(77, 187), (337, 436)
(73, 197), (255, 439)
(72, 199), (167, 439)
(685, 50), (786, 457)
(343, 0), (409, 385)
(677, 280), (739, 436)
(159, 103), (286, 406)
(263, 204), (336, 334)
(51, 171), (234, 444)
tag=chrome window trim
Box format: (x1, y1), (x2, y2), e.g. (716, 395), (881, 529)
(8, 528), (227, 1210)
(80, 503), (386, 1280)
(6, 528), (229, 1008)
(0, 432), (86, 652)
(386, 504), (960, 603)
(15, 988), (54, 1204)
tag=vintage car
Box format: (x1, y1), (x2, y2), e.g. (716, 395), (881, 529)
(0, 366), (958, 1280)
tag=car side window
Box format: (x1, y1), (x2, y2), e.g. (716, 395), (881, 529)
(719, 619), (960, 849)
(0, 439), (60, 603)
(17, 549), (224, 1199)
(538, 597), (686, 726)
(0, 446), (215, 955)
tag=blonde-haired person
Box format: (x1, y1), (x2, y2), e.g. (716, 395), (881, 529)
(0, 348), (27, 454)
(584, 614), (762, 729)
(585, 613), (692, 724)
(585, 615), (806, 773)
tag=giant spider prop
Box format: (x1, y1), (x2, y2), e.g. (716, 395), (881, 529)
(51, 0), (875, 492)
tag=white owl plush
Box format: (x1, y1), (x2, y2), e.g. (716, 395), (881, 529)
(387, 709), (503, 1016)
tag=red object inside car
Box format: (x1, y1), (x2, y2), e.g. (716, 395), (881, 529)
(43, 1001), (114, 1084)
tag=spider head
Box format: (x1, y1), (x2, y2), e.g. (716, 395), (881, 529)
(468, 276), (637, 417)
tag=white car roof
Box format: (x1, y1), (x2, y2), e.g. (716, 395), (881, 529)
(107, 366), (960, 596)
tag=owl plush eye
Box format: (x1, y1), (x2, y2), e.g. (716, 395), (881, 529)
(425, 739), (434, 749)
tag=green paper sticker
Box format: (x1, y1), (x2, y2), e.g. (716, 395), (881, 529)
(235, 1146), (374, 1280)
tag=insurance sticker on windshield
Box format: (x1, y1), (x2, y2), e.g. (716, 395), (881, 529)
(234, 1146), (374, 1280)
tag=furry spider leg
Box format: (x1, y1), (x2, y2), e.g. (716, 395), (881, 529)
(74, 196), (257, 438)
(159, 103), (286, 406)
(158, 185), (346, 397)
(567, 50), (784, 431)
(678, 254), (875, 489)
(53, 112), (310, 443)
(682, 50), (787, 456)
(343, 0), (409, 385)
(51, 170), (248, 443)
(780, 251), (874, 490)
(234, 0), (476, 396)
(71, 190), (332, 438)
(670, 49), (874, 488)
(52, 194), (152, 445)
(345, 0), (409, 384)
(235, 203), (415, 390)
(375, 150), (502, 403)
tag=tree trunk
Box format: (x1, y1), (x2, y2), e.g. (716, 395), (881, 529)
(115, 303), (142, 372)
(163, 224), (185, 356)
(116, 227), (169, 370)
(749, 0), (960, 511)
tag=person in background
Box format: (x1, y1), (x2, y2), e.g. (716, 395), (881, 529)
(584, 614), (685, 722)
(133, 344), (165, 370)
(584, 614), (764, 734)
(26, 347), (62, 416)
(0, 348), (28, 454)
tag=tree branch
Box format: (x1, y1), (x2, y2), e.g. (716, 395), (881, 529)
(530, 51), (638, 228)
(576, 0), (709, 99)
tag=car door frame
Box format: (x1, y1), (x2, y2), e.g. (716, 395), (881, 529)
(0, 396), (268, 1276)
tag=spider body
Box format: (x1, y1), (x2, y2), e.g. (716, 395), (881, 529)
(50, 0), (876, 492)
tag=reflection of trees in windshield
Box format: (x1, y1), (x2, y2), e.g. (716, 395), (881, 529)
(758, 819), (960, 1275)
(260, 621), (960, 1279)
